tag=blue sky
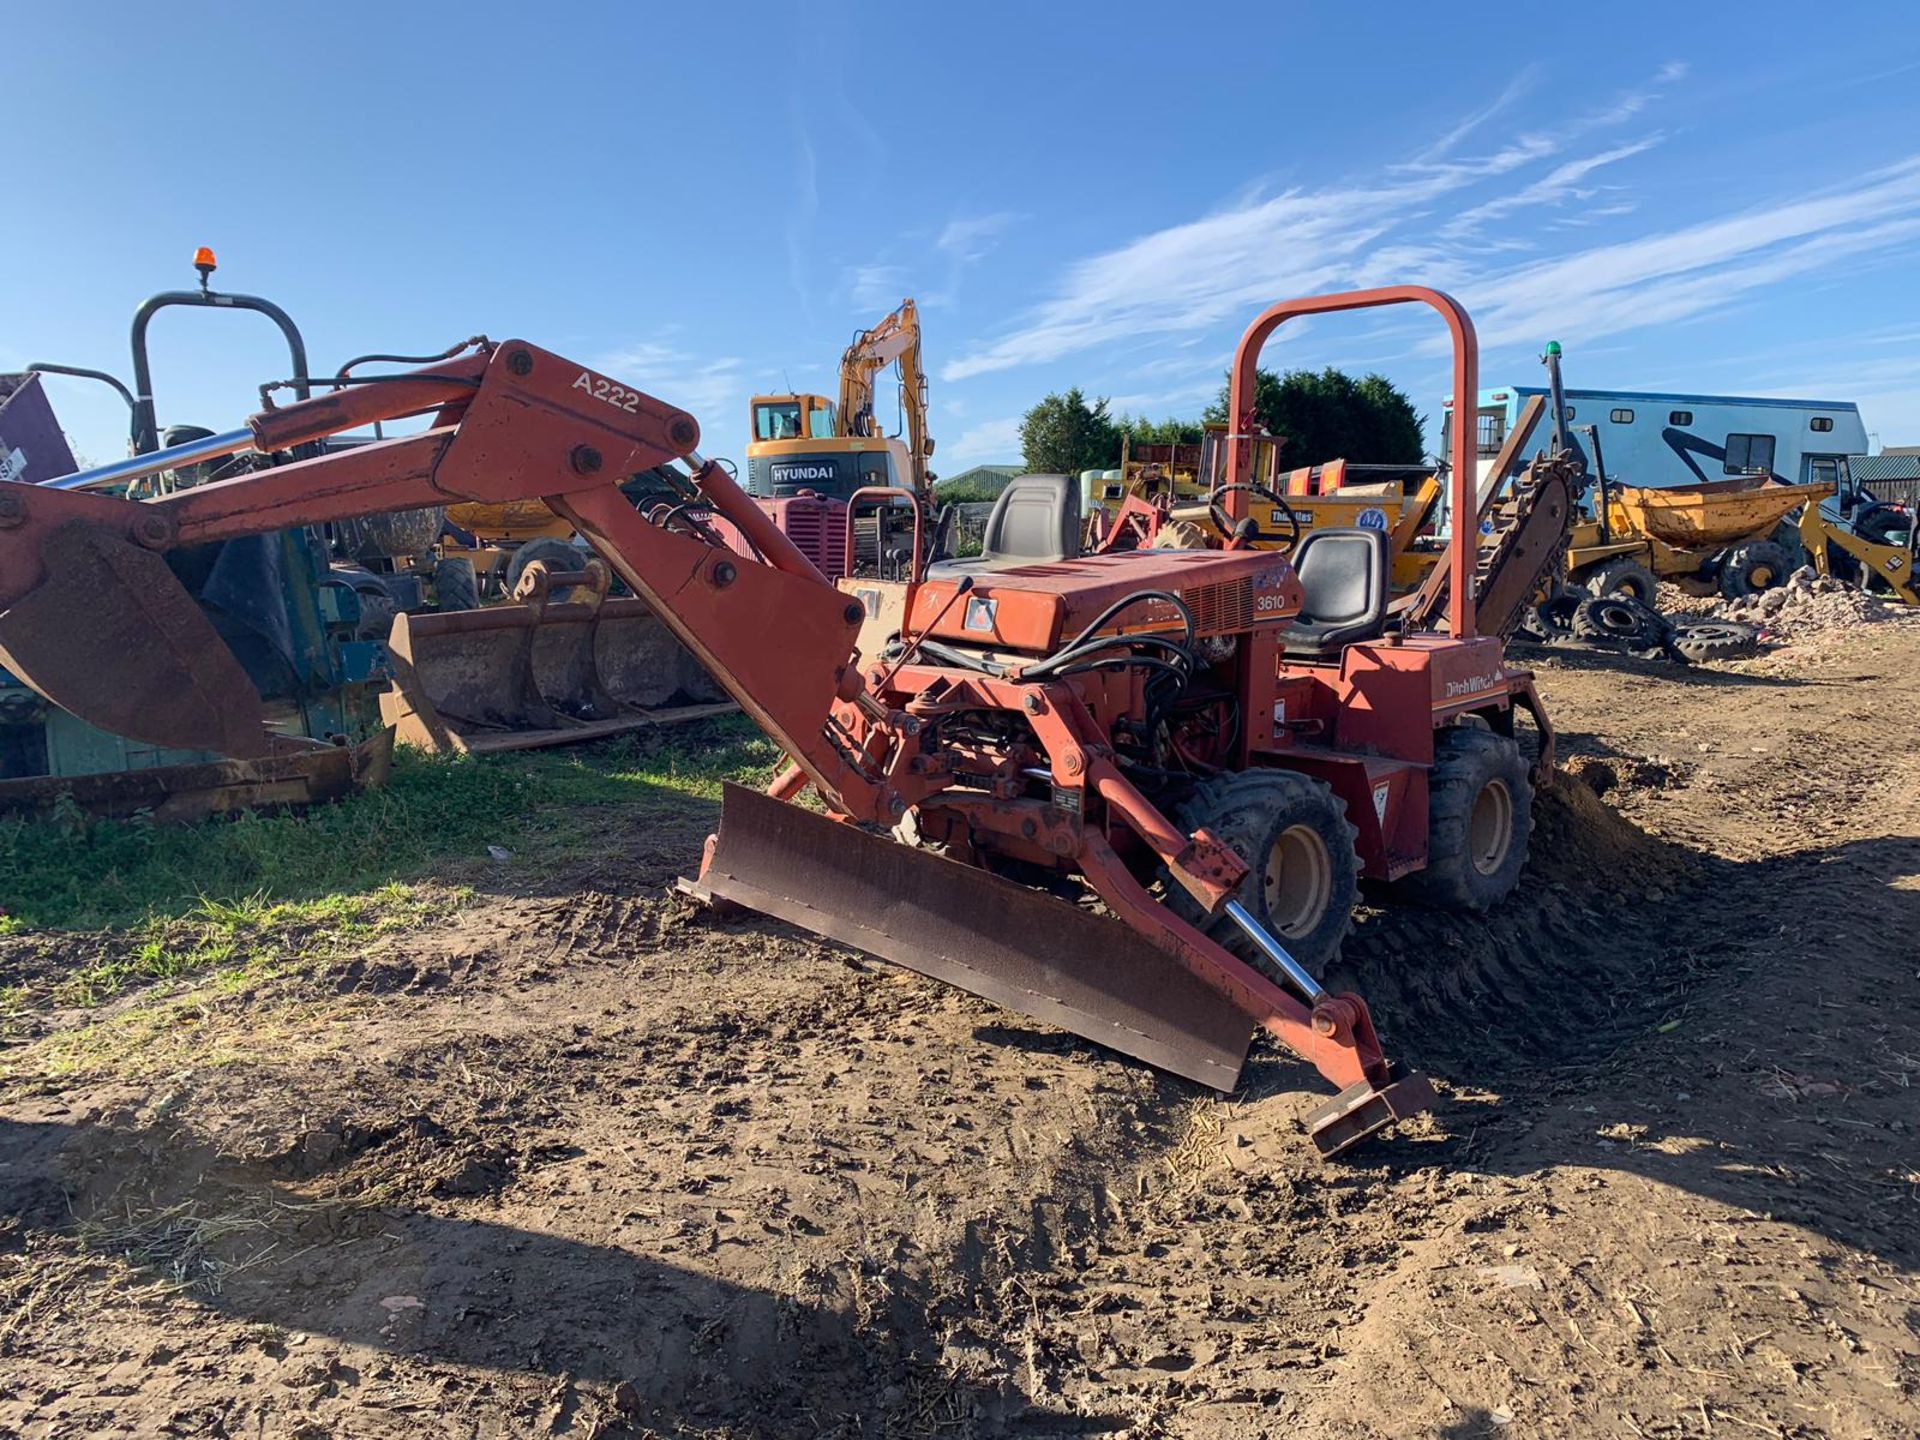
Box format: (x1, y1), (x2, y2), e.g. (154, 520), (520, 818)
(7, 2), (1919, 474)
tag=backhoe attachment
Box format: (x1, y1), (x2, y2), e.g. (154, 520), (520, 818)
(0, 339), (1431, 1158)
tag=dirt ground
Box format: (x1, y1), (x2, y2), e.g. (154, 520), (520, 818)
(3, 615), (1918, 1439)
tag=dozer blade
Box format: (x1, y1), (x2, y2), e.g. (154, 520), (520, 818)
(381, 596), (731, 755)
(0, 519), (272, 759)
(685, 783), (1254, 1090)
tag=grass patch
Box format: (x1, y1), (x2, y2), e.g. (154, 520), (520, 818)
(9, 986), (376, 1084)
(0, 715), (778, 931)
(55, 884), (453, 1008)
(2, 886), (462, 1081)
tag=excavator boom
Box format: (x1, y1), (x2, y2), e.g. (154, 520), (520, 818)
(0, 344), (878, 809)
(837, 298), (933, 489)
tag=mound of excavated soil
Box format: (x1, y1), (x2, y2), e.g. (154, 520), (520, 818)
(1336, 774), (1702, 1075)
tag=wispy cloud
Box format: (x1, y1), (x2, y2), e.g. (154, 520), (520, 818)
(942, 414), (1023, 468)
(837, 207), (1021, 311)
(842, 211), (1023, 314)
(847, 263), (910, 311)
(945, 60), (1920, 392)
(1440, 136), (1663, 237)
(595, 336), (745, 421)
(937, 212), (1021, 261)
(1578, 59), (1689, 126)
(946, 65), (1704, 381)
(785, 109), (819, 320)
(1459, 159), (1920, 350)
(1413, 67), (1541, 163)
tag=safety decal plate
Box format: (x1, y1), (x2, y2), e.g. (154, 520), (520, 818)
(963, 596), (999, 632)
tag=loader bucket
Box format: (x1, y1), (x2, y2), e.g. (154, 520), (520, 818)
(684, 782), (1256, 1090)
(380, 596), (731, 755)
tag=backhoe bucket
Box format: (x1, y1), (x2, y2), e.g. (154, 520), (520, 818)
(0, 518), (274, 759)
(683, 782), (1255, 1090)
(380, 596), (731, 755)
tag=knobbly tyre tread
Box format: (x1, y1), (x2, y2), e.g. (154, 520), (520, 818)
(433, 554), (481, 612)
(1718, 539), (1794, 599)
(1571, 594), (1671, 648)
(1391, 727), (1531, 913)
(1580, 556), (1658, 604)
(332, 507), (446, 563)
(1671, 619), (1761, 663)
(1167, 768), (1361, 980)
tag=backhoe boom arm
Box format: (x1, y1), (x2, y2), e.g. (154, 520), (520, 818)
(0, 342), (881, 812)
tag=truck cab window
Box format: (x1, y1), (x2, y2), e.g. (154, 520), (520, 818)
(755, 402), (804, 442)
(1476, 409), (1506, 456)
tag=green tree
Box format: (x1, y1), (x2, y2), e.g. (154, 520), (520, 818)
(1203, 367), (1426, 468)
(1115, 412), (1204, 446)
(1019, 388), (1122, 474)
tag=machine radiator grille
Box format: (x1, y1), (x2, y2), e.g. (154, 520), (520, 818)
(768, 496), (850, 577)
(1183, 578), (1255, 636)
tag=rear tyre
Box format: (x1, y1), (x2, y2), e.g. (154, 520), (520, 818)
(331, 507), (446, 564)
(1718, 539), (1793, 598)
(433, 555), (480, 613)
(1393, 727), (1530, 913)
(504, 537), (587, 600)
(1168, 769), (1360, 980)
(1580, 557), (1657, 604)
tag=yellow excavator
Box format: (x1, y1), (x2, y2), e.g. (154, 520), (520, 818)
(745, 298), (934, 500)
(734, 300), (936, 588)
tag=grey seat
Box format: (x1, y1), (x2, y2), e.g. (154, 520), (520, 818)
(927, 473), (1081, 577)
(1282, 527), (1390, 658)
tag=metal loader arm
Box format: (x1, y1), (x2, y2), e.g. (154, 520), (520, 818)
(0, 342), (886, 817)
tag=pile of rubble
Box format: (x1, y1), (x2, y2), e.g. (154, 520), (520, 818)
(1707, 567), (1908, 638)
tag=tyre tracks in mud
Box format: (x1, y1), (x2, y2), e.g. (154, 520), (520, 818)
(1, 629), (1916, 1437)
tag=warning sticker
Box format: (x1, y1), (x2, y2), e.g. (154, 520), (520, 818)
(1372, 782), (1390, 825)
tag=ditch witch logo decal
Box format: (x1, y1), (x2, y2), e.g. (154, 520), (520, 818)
(1444, 671), (1505, 698)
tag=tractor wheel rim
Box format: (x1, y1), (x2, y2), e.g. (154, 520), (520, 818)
(1470, 779), (1514, 877)
(1751, 565), (1774, 587)
(1264, 824), (1333, 938)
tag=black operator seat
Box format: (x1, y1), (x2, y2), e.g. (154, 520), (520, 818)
(1280, 527), (1391, 659)
(926, 473), (1081, 577)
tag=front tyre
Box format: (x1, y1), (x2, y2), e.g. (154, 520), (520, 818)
(1169, 769), (1361, 979)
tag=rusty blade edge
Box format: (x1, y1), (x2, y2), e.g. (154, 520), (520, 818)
(693, 783), (1253, 1092)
